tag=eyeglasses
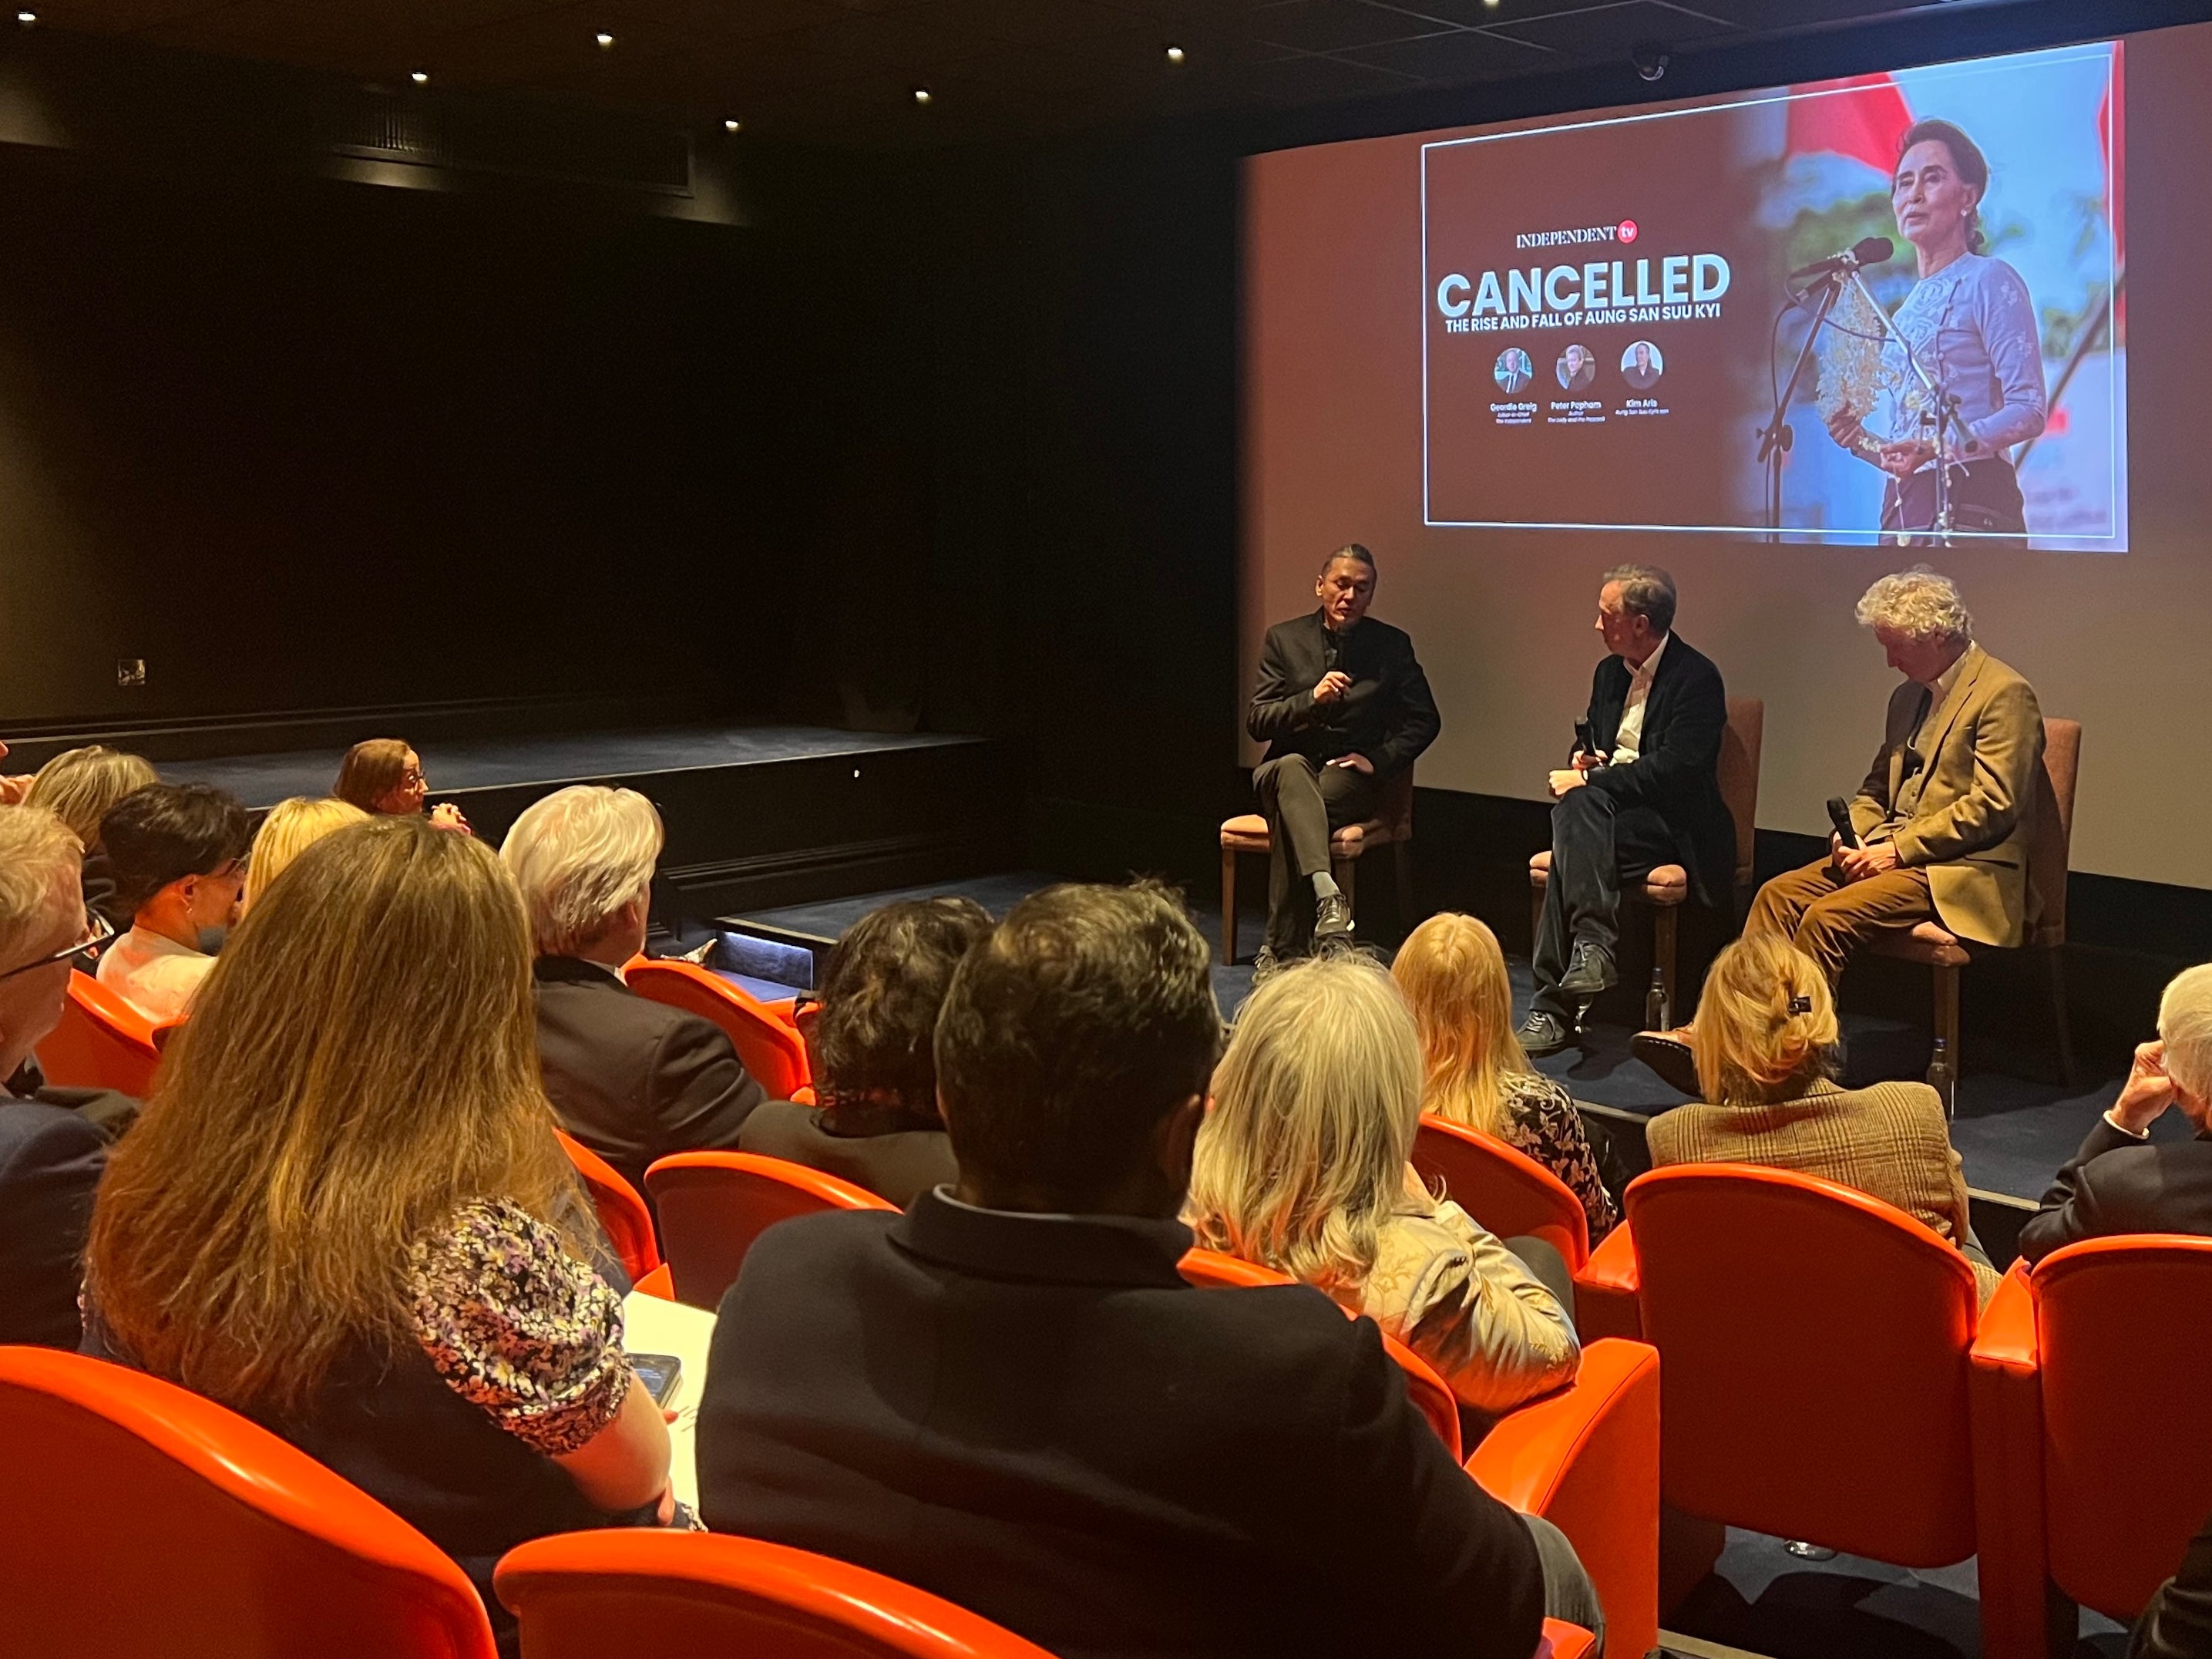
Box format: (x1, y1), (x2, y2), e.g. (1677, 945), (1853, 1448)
(0, 911), (116, 981)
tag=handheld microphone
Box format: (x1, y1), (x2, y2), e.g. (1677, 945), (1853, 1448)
(1790, 236), (1894, 283)
(1826, 796), (1860, 850)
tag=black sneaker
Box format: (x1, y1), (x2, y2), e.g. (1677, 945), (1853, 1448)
(1558, 940), (1617, 999)
(1252, 945), (1285, 983)
(1515, 1009), (1575, 1058)
(1313, 892), (1355, 943)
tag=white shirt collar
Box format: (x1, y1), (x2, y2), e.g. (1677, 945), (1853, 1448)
(1628, 632), (1670, 682)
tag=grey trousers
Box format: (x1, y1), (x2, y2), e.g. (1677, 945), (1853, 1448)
(1527, 1511), (1607, 1654)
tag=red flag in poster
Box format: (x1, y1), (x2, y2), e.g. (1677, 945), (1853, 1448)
(1787, 72), (1911, 172)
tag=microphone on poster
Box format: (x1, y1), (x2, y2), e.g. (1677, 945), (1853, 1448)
(1789, 236), (1894, 284)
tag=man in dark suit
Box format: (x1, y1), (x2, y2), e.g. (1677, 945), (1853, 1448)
(500, 786), (762, 1206)
(698, 881), (1595, 1659)
(2018, 975), (2212, 1264)
(0, 806), (112, 1349)
(1518, 564), (1735, 1057)
(1246, 544), (1440, 967)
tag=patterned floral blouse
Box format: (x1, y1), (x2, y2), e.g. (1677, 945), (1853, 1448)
(406, 1199), (633, 1457)
(1494, 1072), (1619, 1244)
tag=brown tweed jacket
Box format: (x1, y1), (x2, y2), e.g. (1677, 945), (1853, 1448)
(1646, 1078), (1997, 1304)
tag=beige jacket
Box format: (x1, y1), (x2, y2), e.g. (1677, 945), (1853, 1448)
(1349, 1190), (1580, 1418)
(1850, 643), (2043, 947)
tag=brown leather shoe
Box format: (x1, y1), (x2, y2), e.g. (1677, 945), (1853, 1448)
(1632, 1025), (1699, 1096)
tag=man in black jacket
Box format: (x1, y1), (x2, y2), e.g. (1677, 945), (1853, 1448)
(2018, 971), (2212, 1264)
(1519, 564), (1735, 1057)
(698, 881), (1595, 1659)
(500, 785), (762, 1207)
(1246, 545), (1440, 967)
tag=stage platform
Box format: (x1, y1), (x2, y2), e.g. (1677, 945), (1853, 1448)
(161, 722), (1027, 922)
(714, 867), (2151, 1221)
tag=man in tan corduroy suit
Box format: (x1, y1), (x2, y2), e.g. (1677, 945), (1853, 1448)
(1748, 568), (2043, 980)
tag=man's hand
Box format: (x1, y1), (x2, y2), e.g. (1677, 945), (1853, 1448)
(1548, 769), (1586, 799)
(1824, 405), (1868, 451)
(1311, 671), (1353, 706)
(1572, 749), (1609, 774)
(1836, 840), (1901, 883)
(1878, 438), (1936, 478)
(1326, 753), (1374, 775)
(2110, 1041), (2177, 1136)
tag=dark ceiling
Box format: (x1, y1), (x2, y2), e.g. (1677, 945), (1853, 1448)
(35, 0), (2044, 147)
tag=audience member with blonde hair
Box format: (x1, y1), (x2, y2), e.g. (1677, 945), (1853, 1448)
(501, 784), (761, 1204)
(1393, 913), (1618, 1242)
(85, 816), (675, 1639)
(1646, 932), (1995, 1301)
(0, 806), (111, 1348)
(243, 796), (368, 911)
(1188, 952), (1579, 1415)
(2019, 962), (2212, 1264)
(24, 745), (158, 927)
(334, 737), (469, 832)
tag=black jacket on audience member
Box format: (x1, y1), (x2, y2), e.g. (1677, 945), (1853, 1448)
(734, 1101), (956, 1209)
(697, 1191), (1545, 1659)
(1580, 633), (1737, 908)
(531, 956), (764, 1208)
(2134, 1503), (2212, 1659)
(1246, 611), (1441, 779)
(2017, 1117), (2212, 1265)
(0, 1095), (109, 1349)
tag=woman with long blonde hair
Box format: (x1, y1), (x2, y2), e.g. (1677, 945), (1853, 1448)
(1649, 931), (1996, 1302)
(1393, 913), (1617, 1241)
(86, 816), (674, 1634)
(1187, 952), (1578, 1415)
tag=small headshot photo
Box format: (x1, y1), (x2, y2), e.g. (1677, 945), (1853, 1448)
(1493, 347), (1534, 394)
(1555, 343), (1596, 391)
(1621, 340), (1665, 389)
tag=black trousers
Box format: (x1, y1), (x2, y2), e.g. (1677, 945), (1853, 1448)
(1531, 784), (1681, 1022)
(1252, 755), (1378, 954)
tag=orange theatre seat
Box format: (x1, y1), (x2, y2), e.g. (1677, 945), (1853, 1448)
(0, 1346), (497, 1657)
(624, 957), (812, 1102)
(1413, 1115), (1591, 1273)
(1972, 1237), (2212, 1659)
(1621, 1165), (1986, 1590)
(1529, 697), (1763, 1031)
(32, 971), (185, 1098)
(553, 1129), (660, 1283)
(1219, 765), (1414, 965)
(644, 1151), (896, 1311)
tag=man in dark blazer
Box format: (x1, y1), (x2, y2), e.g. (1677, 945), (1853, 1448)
(2018, 991), (2212, 1264)
(1246, 544), (1440, 967)
(0, 806), (112, 1349)
(502, 786), (763, 1207)
(698, 881), (1595, 1659)
(1519, 564), (1734, 1057)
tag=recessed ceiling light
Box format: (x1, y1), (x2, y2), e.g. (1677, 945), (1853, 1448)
(594, 30), (615, 48)
(1165, 45), (1186, 64)
(913, 86), (931, 104)
(724, 117), (741, 132)
(1484, 0), (1500, 8)
(410, 69), (429, 84)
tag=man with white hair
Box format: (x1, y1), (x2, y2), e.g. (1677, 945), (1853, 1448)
(2016, 964), (2212, 1264)
(1637, 567), (2043, 1088)
(501, 785), (763, 1204)
(0, 806), (112, 1348)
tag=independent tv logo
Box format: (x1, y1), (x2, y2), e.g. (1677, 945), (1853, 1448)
(1513, 220), (1640, 250)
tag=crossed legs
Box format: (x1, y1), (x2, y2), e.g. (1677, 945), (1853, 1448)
(1253, 755), (1377, 956)
(1746, 858), (1935, 983)
(1530, 786), (1681, 1025)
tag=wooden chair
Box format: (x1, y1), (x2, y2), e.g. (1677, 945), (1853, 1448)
(1219, 766), (1413, 966)
(1861, 716), (2079, 1114)
(1529, 697), (1762, 1029)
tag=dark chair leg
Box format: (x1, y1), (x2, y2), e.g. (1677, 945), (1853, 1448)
(1529, 879), (1545, 961)
(1652, 904), (1679, 1031)
(1220, 846), (1239, 967)
(1393, 840), (1414, 938)
(2044, 945), (2077, 1087)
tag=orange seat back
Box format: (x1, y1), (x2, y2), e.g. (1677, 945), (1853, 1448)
(1625, 1163), (1980, 1566)
(496, 1530), (1056, 1657)
(624, 957), (811, 1100)
(644, 1151), (896, 1311)
(2034, 1235), (2212, 1619)
(1412, 1116), (1590, 1272)
(0, 1347), (496, 1657)
(33, 971), (183, 1097)
(553, 1129), (661, 1280)
(1178, 1247), (1462, 1461)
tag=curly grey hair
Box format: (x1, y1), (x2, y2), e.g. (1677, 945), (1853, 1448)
(1854, 567), (1972, 644)
(1602, 564), (1676, 635)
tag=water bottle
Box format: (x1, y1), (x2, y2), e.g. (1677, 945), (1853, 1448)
(1645, 967), (1669, 1032)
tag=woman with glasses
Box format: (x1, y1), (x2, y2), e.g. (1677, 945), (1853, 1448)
(93, 783), (251, 1023)
(334, 739), (470, 833)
